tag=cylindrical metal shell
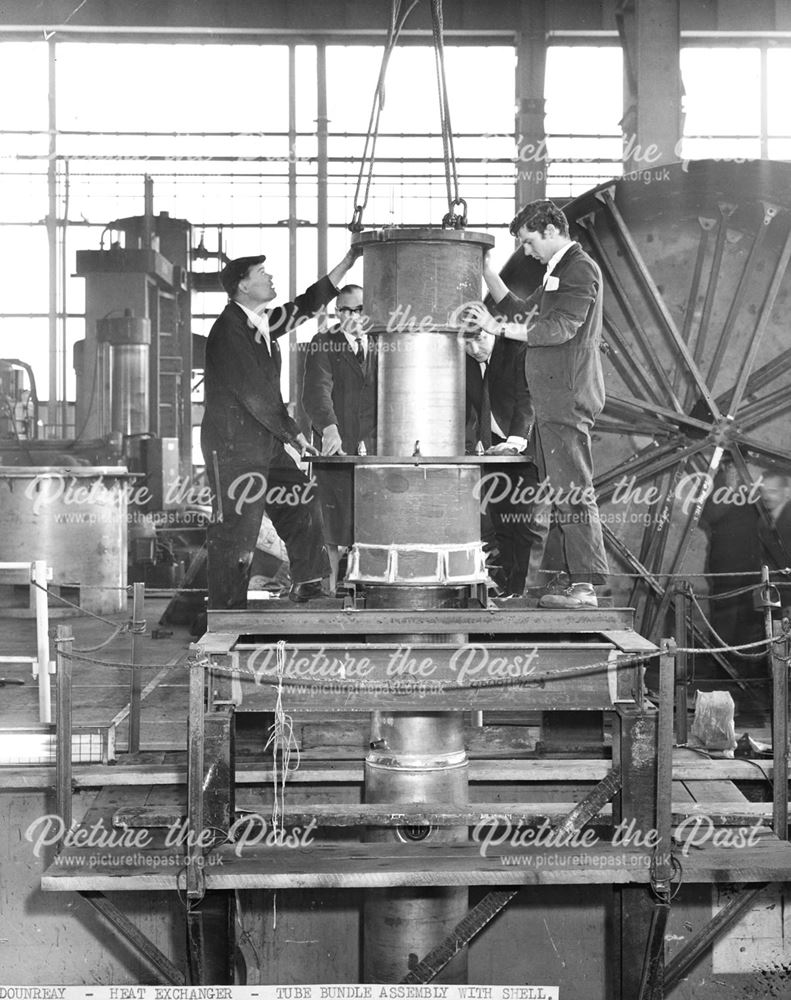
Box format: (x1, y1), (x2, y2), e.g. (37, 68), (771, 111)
(363, 887), (469, 983)
(350, 228), (493, 985)
(364, 711), (468, 985)
(353, 228), (494, 457)
(355, 228), (494, 331)
(111, 344), (149, 436)
(98, 316), (151, 438)
(0, 467), (131, 613)
(348, 464), (487, 585)
(355, 465), (480, 544)
(377, 331), (464, 455)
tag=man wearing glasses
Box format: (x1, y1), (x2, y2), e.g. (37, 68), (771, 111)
(302, 284), (377, 457)
(302, 284), (377, 590)
(201, 249), (360, 611)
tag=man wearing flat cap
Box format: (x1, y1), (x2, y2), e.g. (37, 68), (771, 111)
(201, 246), (360, 608)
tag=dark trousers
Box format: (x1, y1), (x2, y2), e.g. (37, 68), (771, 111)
(480, 459), (546, 595)
(533, 420), (609, 583)
(206, 449), (328, 609)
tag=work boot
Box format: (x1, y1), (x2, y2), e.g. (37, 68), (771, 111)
(538, 582), (598, 609)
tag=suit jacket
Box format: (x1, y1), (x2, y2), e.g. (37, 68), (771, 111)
(200, 276), (337, 468)
(500, 242), (605, 430)
(759, 501), (791, 569)
(465, 337), (534, 454)
(302, 326), (377, 454)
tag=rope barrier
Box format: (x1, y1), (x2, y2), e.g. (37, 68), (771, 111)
(535, 568), (791, 580)
(183, 630), (788, 692)
(30, 579), (126, 629)
(59, 650), (184, 670)
(685, 590), (768, 661)
(72, 624), (127, 654)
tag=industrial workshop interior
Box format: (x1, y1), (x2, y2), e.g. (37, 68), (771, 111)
(3, 0), (791, 996)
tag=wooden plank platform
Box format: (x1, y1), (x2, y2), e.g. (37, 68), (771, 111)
(206, 606), (638, 637)
(3, 752), (780, 789)
(42, 832), (791, 892)
(113, 793), (785, 830)
(210, 641), (639, 711)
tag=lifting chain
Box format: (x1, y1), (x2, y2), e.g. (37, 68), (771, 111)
(348, 0), (418, 232)
(430, 0), (466, 229)
(347, 0), (467, 232)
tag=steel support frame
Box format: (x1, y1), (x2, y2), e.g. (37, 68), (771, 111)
(184, 611), (664, 987)
(575, 189), (791, 652)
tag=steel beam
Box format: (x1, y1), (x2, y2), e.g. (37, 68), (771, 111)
(664, 884), (770, 992)
(399, 767), (623, 984)
(79, 891), (186, 985)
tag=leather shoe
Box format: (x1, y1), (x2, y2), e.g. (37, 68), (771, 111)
(288, 580), (325, 603)
(538, 582), (598, 609)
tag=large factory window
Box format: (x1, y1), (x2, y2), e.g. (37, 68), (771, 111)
(544, 46), (623, 198)
(680, 47), (762, 162)
(2, 34), (777, 426)
(767, 48), (791, 160)
(325, 44), (517, 231)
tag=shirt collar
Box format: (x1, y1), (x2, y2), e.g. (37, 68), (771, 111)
(236, 302), (270, 348)
(343, 328), (366, 356)
(543, 240), (575, 281)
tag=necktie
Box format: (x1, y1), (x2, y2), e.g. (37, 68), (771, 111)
(354, 336), (366, 365)
(479, 363), (492, 450)
(250, 312), (270, 352)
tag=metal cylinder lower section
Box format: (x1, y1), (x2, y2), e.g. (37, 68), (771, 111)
(364, 711), (468, 984)
(349, 465), (487, 586)
(363, 887), (469, 984)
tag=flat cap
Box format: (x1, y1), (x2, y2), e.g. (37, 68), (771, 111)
(220, 255), (266, 296)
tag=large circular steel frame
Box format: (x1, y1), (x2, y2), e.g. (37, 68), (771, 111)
(499, 160), (791, 655)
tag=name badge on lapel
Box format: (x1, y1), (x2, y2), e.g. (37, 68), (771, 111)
(544, 275), (560, 292)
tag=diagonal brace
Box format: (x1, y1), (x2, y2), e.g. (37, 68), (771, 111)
(79, 890), (186, 985)
(399, 766), (623, 984)
(664, 883), (769, 992)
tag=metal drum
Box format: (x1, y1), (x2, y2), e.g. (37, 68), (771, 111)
(0, 467), (132, 614)
(354, 228), (494, 456)
(348, 464), (487, 585)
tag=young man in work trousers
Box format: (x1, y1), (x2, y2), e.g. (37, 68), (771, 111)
(466, 199), (609, 608)
(200, 247), (360, 609)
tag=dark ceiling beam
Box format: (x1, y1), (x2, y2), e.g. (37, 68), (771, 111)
(1, 1), (789, 42)
(0, 0), (615, 40)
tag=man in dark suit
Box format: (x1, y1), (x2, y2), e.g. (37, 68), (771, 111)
(201, 248), (360, 608)
(464, 328), (543, 596)
(759, 471), (791, 574)
(301, 283), (377, 588)
(467, 199), (608, 608)
(302, 283), (377, 457)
